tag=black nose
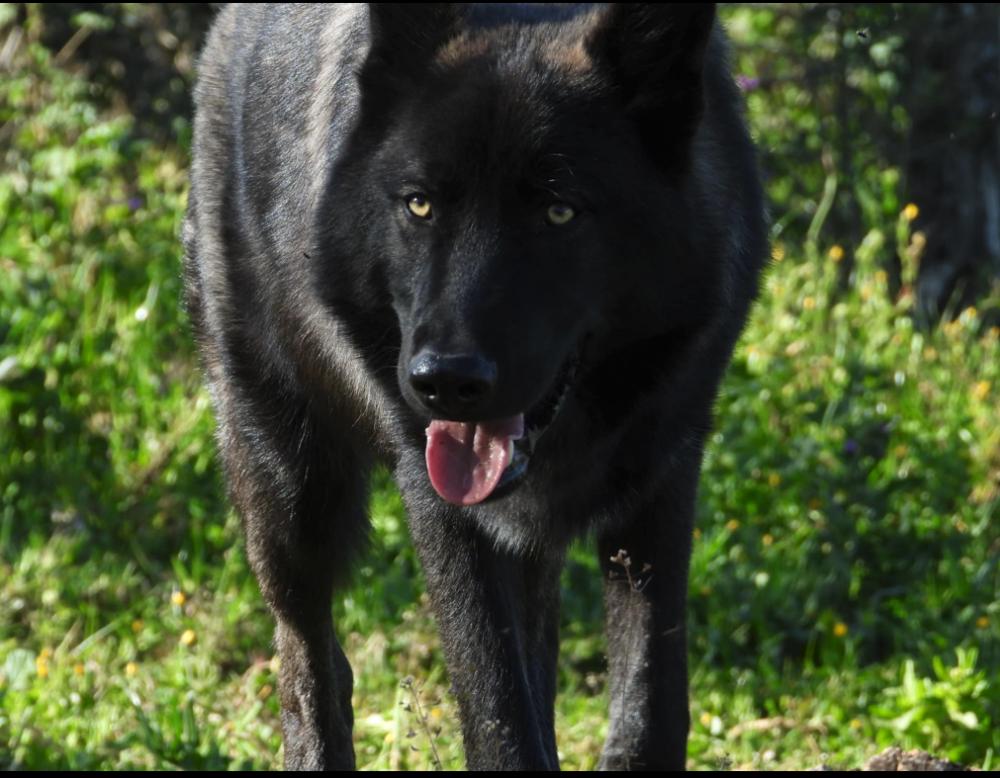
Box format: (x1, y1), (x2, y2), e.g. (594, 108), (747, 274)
(408, 351), (498, 417)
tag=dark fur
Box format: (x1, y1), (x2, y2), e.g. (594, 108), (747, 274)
(184, 3), (766, 770)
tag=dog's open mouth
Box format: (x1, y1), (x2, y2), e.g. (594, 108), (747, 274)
(424, 351), (581, 506)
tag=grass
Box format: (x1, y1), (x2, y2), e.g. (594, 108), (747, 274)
(1, 35), (998, 771)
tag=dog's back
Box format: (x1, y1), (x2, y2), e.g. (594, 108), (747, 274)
(186, 3), (766, 769)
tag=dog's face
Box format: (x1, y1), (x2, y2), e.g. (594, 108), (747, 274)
(322, 5), (718, 504)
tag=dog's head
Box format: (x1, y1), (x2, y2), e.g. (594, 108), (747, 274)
(322, 4), (720, 505)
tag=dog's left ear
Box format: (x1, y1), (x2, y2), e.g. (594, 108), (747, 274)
(365, 4), (460, 73)
(358, 3), (461, 114)
(361, 3), (460, 88)
(587, 3), (716, 168)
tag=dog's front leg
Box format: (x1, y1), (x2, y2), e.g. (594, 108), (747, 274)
(406, 504), (563, 770)
(215, 401), (369, 771)
(596, 480), (698, 771)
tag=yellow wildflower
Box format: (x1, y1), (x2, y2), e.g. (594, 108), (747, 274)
(976, 616), (989, 630)
(74, 663), (85, 676)
(36, 655), (50, 679)
(725, 519), (740, 532)
(972, 381), (990, 401)
(828, 245), (845, 262)
(762, 534), (774, 547)
(180, 629), (197, 647)
(700, 712), (713, 727)
(902, 203), (919, 221)
(833, 622), (849, 638)
(125, 661), (138, 677)
(767, 472), (781, 487)
(171, 590), (187, 607)
(131, 619), (144, 633)
(802, 296), (816, 311)
(771, 244), (786, 263)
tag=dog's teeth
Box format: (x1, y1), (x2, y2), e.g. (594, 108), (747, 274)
(507, 438), (514, 465)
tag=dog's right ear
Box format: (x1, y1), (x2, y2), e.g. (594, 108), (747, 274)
(587, 4), (716, 171)
(362, 4), (460, 93)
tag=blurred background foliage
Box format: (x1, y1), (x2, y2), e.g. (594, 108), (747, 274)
(0, 2), (997, 771)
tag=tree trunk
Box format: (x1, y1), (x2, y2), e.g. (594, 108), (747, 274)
(901, 3), (1000, 320)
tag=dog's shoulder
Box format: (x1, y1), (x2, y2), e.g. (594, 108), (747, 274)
(192, 5), (368, 146)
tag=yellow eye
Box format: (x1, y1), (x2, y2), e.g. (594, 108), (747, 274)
(546, 202), (575, 226)
(407, 194), (432, 219)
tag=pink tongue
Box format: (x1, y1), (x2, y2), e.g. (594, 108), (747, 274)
(425, 415), (524, 505)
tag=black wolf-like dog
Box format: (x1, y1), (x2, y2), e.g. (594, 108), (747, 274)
(184, 3), (766, 770)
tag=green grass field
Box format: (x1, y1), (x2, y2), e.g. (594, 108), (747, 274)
(1, 37), (998, 771)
